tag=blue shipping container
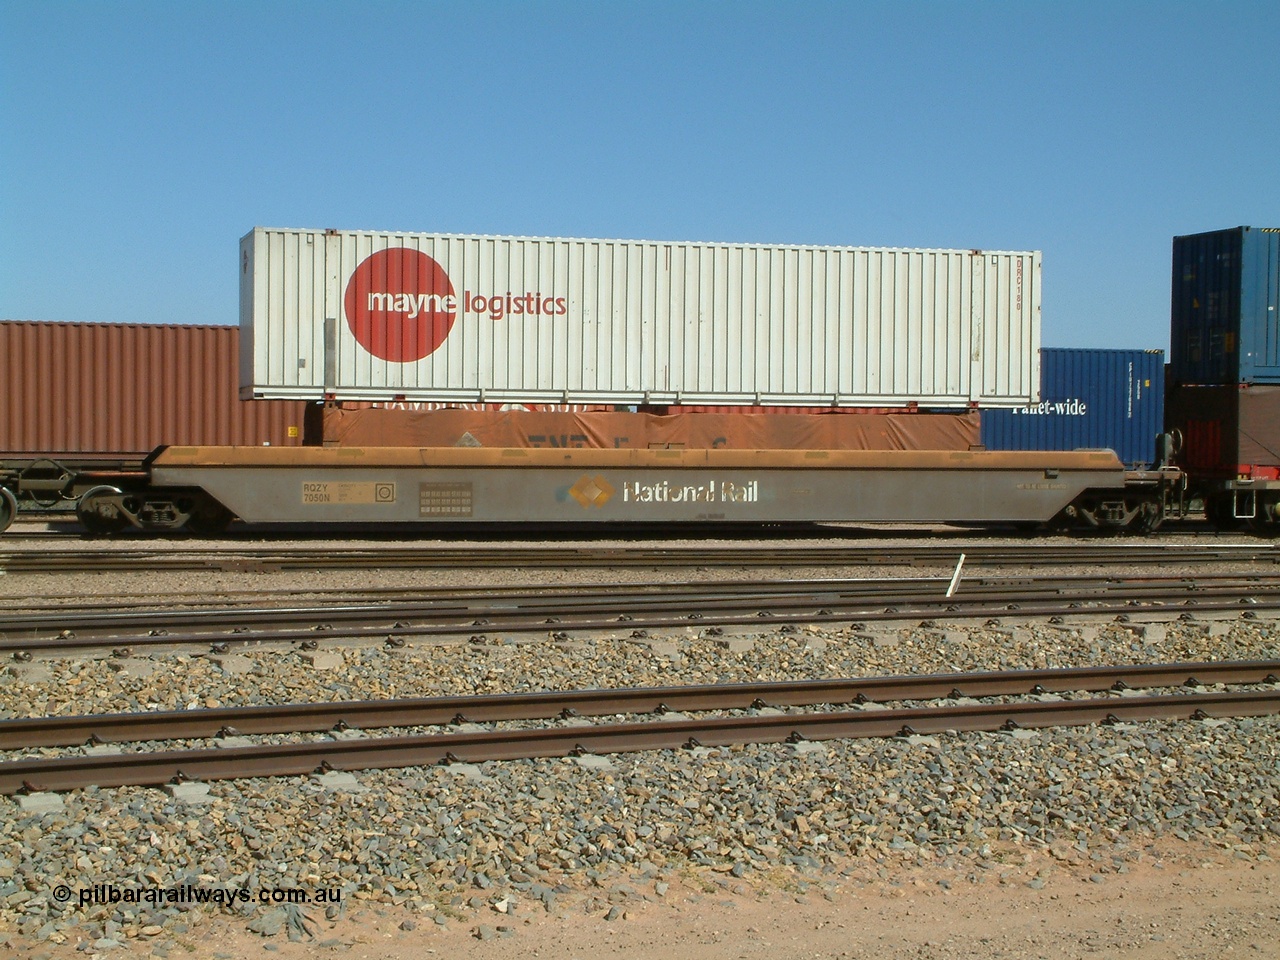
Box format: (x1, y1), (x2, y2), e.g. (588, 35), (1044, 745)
(980, 348), (1164, 468)
(1170, 226), (1280, 385)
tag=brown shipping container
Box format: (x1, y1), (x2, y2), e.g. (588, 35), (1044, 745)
(1166, 383), (1280, 480)
(321, 407), (980, 452)
(1, 321), (307, 456)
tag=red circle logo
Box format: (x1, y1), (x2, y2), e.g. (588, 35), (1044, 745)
(343, 248), (457, 362)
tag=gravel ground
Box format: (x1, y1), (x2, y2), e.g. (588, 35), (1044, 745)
(1, 537), (1278, 957)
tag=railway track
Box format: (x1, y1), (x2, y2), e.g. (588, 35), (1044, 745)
(3, 660), (1277, 793)
(7, 562), (1280, 618)
(6, 660), (1275, 749)
(2, 572), (1279, 657)
(3, 540), (1279, 575)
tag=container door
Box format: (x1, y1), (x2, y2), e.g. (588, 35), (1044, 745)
(1238, 228), (1280, 383)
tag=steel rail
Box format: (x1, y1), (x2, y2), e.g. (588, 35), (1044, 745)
(0, 566), (1265, 609)
(2, 572), (1278, 636)
(6, 566), (1280, 617)
(3, 689), (1276, 794)
(2, 585), (1278, 657)
(3, 660), (1276, 751)
(1, 572), (1122, 616)
(3, 542), (1279, 575)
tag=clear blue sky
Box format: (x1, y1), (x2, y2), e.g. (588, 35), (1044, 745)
(2, 1), (1277, 352)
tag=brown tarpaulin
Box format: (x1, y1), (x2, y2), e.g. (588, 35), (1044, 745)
(318, 408), (981, 451)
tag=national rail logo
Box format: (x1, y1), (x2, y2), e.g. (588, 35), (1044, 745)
(344, 247), (568, 363)
(570, 475), (615, 508)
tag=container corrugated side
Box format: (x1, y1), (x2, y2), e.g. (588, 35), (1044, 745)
(241, 228), (1041, 408)
(1170, 226), (1280, 385)
(1166, 383), (1280, 479)
(979, 348), (1164, 468)
(0, 320), (307, 456)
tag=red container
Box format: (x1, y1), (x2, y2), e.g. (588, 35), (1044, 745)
(0, 321), (307, 457)
(1166, 383), (1280, 481)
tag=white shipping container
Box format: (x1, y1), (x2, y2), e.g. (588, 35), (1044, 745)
(240, 227), (1041, 407)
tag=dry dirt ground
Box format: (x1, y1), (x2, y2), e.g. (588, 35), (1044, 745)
(13, 842), (1278, 959)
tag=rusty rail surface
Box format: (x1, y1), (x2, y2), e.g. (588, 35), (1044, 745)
(2, 660), (1276, 751)
(2, 686), (1276, 794)
(2, 541), (1278, 576)
(3, 574), (1280, 657)
(4, 572), (1279, 628)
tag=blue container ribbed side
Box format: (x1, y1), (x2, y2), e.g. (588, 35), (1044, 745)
(980, 348), (1165, 468)
(1171, 226), (1280, 385)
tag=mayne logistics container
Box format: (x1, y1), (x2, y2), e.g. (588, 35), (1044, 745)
(241, 228), (1041, 408)
(979, 348), (1164, 469)
(1170, 226), (1280, 385)
(0, 320), (306, 456)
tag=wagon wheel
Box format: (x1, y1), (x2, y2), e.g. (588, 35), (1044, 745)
(76, 485), (131, 535)
(0, 487), (17, 533)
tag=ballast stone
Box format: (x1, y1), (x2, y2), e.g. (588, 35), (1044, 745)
(6, 663), (53, 684)
(301, 652), (344, 670)
(573, 755), (615, 772)
(17, 793), (65, 816)
(312, 771), (365, 793)
(786, 741), (828, 758)
(108, 659), (157, 679)
(5, 608), (1278, 949)
(162, 783), (214, 804)
(211, 655), (253, 676)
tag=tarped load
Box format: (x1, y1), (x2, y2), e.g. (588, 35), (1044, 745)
(319, 408), (980, 451)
